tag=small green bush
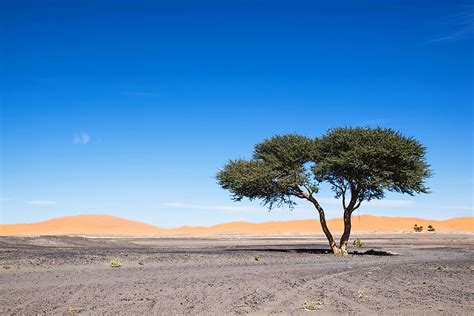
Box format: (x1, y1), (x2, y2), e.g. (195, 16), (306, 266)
(253, 255), (261, 262)
(436, 264), (448, 271)
(356, 287), (366, 299)
(109, 258), (122, 268)
(353, 239), (364, 248)
(302, 300), (323, 311)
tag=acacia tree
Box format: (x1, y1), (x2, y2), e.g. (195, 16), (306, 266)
(217, 127), (431, 254)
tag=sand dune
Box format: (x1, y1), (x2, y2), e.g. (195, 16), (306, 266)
(0, 214), (472, 236)
(0, 215), (166, 236)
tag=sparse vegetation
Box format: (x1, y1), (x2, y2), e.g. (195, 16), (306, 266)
(372, 266), (382, 272)
(302, 300), (324, 311)
(109, 258), (122, 268)
(356, 287), (367, 299)
(253, 255), (261, 261)
(67, 307), (77, 314)
(2, 264), (11, 270)
(353, 238), (364, 248)
(413, 224), (423, 232)
(427, 225), (435, 232)
(436, 264), (448, 271)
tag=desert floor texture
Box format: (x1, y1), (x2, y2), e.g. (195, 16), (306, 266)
(1, 233), (473, 315)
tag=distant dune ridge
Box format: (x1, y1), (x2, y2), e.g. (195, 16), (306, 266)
(0, 214), (473, 236)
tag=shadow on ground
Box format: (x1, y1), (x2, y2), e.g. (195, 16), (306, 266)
(225, 247), (398, 256)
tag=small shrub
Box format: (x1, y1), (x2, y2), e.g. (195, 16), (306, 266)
(427, 225), (435, 232)
(352, 239), (364, 248)
(302, 300), (323, 311)
(356, 287), (366, 299)
(413, 224), (423, 232)
(253, 255), (261, 262)
(109, 258), (122, 268)
(372, 266), (382, 272)
(436, 264), (448, 271)
(2, 264), (10, 270)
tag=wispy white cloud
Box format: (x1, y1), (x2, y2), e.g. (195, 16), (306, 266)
(425, 9), (473, 44)
(164, 201), (343, 218)
(441, 205), (473, 211)
(164, 202), (265, 212)
(316, 197), (413, 208)
(27, 200), (57, 206)
(164, 198), (413, 215)
(365, 199), (413, 208)
(73, 132), (90, 145)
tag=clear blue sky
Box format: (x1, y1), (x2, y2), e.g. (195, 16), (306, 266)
(1, 0), (473, 227)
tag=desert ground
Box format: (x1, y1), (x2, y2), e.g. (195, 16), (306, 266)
(1, 233), (473, 315)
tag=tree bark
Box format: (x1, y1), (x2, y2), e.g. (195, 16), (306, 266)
(308, 197), (340, 254)
(339, 210), (352, 254)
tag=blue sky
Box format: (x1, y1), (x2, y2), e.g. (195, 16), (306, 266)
(1, 0), (473, 227)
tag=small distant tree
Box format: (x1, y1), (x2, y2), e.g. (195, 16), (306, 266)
(413, 224), (423, 232)
(427, 225), (435, 232)
(217, 127), (431, 254)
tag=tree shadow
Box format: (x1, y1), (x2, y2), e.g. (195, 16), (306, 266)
(225, 247), (399, 256)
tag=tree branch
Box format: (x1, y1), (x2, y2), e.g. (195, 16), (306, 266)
(351, 199), (363, 213)
(302, 184), (313, 197)
(345, 184), (361, 212)
(291, 186), (311, 200)
(340, 181), (347, 210)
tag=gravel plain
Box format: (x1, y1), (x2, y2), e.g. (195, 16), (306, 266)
(0, 233), (473, 315)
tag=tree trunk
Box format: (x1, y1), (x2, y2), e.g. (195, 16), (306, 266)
(309, 197), (341, 254)
(339, 210), (352, 254)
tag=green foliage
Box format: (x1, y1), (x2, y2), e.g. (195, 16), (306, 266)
(436, 264), (448, 271)
(313, 127), (431, 202)
(356, 287), (367, 299)
(109, 258), (122, 268)
(413, 224), (423, 232)
(353, 238), (364, 248)
(217, 128), (431, 212)
(427, 225), (435, 232)
(253, 255), (261, 261)
(302, 300), (324, 311)
(217, 134), (316, 209)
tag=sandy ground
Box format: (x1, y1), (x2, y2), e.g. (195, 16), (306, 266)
(0, 234), (473, 315)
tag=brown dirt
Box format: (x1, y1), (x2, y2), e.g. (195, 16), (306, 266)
(0, 234), (473, 315)
(1, 214), (473, 236)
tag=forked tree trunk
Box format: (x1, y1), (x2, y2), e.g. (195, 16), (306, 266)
(309, 197), (341, 254)
(318, 208), (340, 254)
(339, 211), (352, 254)
(308, 196), (356, 255)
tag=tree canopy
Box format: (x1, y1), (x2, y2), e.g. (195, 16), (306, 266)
(217, 127), (431, 254)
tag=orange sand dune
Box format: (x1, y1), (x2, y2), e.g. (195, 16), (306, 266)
(173, 216), (474, 236)
(0, 215), (166, 236)
(0, 214), (473, 236)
